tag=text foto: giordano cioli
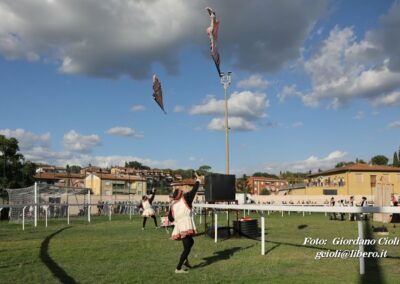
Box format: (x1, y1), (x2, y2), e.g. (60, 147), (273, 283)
(303, 237), (400, 246)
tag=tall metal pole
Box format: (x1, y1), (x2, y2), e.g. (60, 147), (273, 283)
(220, 72), (232, 175)
(34, 182), (37, 227)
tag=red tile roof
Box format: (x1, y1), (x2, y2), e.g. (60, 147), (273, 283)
(35, 172), (84, 180)
(308, 163), (400, 177)
(35, 172), (145, 182)
(171, 179), (205, 186)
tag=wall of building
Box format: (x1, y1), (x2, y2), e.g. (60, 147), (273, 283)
(84, 174), (147, 196)
(304, 171), (400, 196)
(84, 174), (102, 195)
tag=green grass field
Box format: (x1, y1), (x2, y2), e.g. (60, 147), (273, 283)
(1, 212), (400, 284)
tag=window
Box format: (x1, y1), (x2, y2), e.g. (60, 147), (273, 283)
(323, 189), (337, 195)
(370, 175), (376, 187)
(355, 174), (363, 183)
(112, 182), (125, 190)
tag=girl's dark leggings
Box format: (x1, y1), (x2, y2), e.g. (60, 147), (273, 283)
(142, 215), (157, 228)
(177, 235), (194, 270)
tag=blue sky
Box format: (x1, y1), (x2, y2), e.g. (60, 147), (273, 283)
(0, 0), (399, 175)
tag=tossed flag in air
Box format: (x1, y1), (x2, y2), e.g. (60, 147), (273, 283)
(206, 7), (222, 77)
(152, 74), (166, 114)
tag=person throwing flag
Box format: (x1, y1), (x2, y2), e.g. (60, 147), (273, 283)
(139, 188), (158, 230)
(168, 172), (202, 273)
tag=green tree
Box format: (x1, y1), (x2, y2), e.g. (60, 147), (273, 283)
(370, 155), (389, 166)
(355, 158), (366, 164)
(236, 174), (248, 193)
(280, 171), (307, 184)
(260, 188), (271, 195)
(197, 165), (212, 176)
(125, 161), (150, 170)
(253, 172), (279, 179)
(335, 161), (355, 168)
(393, 152), (399, 167)
(0, 135), (36, 198)
(21, 161), (37, 187)
(69, 165), (82, 173)
(171, 169), (194, 179)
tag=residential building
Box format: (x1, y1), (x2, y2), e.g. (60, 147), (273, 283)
(247, 176), (289, 195)
(296, 163), (400, 196)
(84, 173), (147, 195)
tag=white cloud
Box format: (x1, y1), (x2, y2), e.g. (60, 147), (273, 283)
(191, 91), (269, 120)
(256, 151), (348, 174)
(63, 130), (101, 153)
(291, 121), (304, 128)
(30, 151), (176, 169)
(84, 155), (177, 169)
(278, 85), (303, 103)
(131, 105), (146, 112)
(232, 150), (348, 176)
(298, 3), (400, 109)
(0, 128), (174, 168)
(24, 146), (71, 163)
(0, 128), (50, 151)
(388, 121), (400, 129)
(0, 1), (326, 78)
(371, 91), (400, 107)
(173, 105), (184, 113)
(237, 75), (268, 89)
(106, 127), (144, 138)
(190, 91), (269, 132)
(353, 111), (364, 120)
(208, 117), (256, 132)
(106, 127), (134, 137)
(288, 151), (347, 172)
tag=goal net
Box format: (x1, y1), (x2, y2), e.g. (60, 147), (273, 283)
(6, 184), (90, 223)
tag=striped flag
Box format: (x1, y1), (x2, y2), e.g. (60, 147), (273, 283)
(152, 74), (166, 114)
(206, 7), (222, 77)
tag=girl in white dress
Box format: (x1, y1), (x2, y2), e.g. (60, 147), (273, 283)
(168, 172), (201, 274)
(140, 188), (158, 229)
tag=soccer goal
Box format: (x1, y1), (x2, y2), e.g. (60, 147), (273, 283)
(6, 183), (91, 225)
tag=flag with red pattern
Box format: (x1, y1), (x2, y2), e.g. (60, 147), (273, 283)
(206, 7), (222, 77)
(152, 74), (166, 114)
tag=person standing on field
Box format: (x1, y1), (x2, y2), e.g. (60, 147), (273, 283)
(168, 172), (201, 274)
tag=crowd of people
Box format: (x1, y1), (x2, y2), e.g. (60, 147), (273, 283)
(305, 176), (346, 188)
(327, 196), (368, 221)
(327, 195), (400, 224)
(95, 200), (170, 216)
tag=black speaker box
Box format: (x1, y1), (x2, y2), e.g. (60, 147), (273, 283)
(206, 226), (231, 239)
(233, 219), (259, 238)
(205, 174), (236, 202)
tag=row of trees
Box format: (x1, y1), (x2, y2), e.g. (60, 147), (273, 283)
(335, 148), (400, 168)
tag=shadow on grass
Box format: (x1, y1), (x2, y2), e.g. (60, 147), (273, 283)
(359, 220), (384, 284)
(40, 226), (77, 284)
(265, 243), (281, 255)
(386, 255), (400, 260)
(297, 224), (308, 230)
(193, 245), (255, 268)
(265, 239), (336, 252)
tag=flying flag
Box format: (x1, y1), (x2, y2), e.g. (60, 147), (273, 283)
(206, 7), (222, 77)
(152, 74), (166, 114)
